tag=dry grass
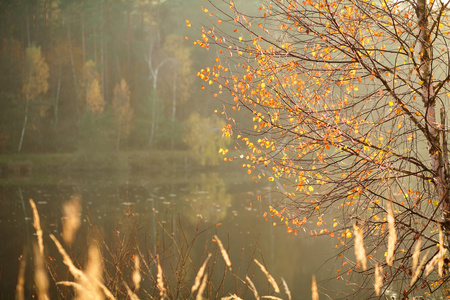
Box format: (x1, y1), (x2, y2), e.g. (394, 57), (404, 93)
(132, 255), (141, 292)
(214, 234), (232, 269)
(61, 195), (82, 246)
(23, 195), (444, 299)
(33, 244), (49, 300)
(16, 254), (26, 300)
(311, 275), (319, 300)
(29, 199), (44, 256)
(22, 198), (301, 300)
(374, 264), (382, 296)
(254, 259), (280, 294)
(386, 201), (397, 266)
(353, 224), (366, 271)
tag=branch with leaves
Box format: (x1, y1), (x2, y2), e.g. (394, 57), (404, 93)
(194, 0), (450, 297)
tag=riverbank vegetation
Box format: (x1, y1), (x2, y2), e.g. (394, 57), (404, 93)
(20, 198), (296, 300)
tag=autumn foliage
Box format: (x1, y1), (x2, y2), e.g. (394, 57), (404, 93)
(195, 0), (450, 297)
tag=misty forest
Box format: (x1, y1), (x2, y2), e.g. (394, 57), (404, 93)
(4, 0), (450, 299)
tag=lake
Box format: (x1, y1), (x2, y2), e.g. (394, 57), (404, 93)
(0, 167), (339, 299)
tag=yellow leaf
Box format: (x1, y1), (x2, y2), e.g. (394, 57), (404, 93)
(309, 186), (314, 192)
(388, 101), (394, 106)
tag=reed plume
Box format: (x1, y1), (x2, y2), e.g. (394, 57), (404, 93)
(29, 199), (44, 256)
(132, 255), (141, 292)
(156, 255), (167, 299)
(411, 250), (429, 286)
(214, 235), (232, 269)
(246, 275), (259, 300)
(192, 253), (212, 293)
(16, 253), (26, 300)
(195, 273), (207, 300)
(34, 245), (49, 300)
(49, 234), (116, 300)
(311, 275), (319, 300)
(374, 264), (382, 296)
(353, 224), (366, 270)
(386, 201), (396, 266)
(254, 259), (280, 293)
(62, 195), (82, 245)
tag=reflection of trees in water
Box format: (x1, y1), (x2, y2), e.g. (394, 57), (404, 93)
(183, 172), (232, 224)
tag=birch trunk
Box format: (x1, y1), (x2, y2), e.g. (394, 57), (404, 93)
(417, 0), (450, 242)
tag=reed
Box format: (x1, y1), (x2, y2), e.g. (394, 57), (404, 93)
(29, 199), (44, 256)
(386, 201), (397, 266)
(374, 264), (382, 296)
(61, 195), (82, 246)
(352, 224), (366, 271)
(15, 254), (26, 300)
(311, 275), (319, 300)
(22, 198), (298, 300)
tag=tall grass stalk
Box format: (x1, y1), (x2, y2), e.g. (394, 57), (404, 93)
(246, 275), (259, 300)
(374, 264), (382, 296)
(411, 250), (429, 286)
(386, 201), (397, 266)
(49, 234), (116, 300)
(192, 253), (212, 293)
(15, 253), (26, 300)
(352, 224), (366, 271)
(61, 195), (82, 245)
(281, 278), (291, 300)
(24, 199), (297, 300)
(29, 199), (44, 256)
(132, 255), (141, 292)
(33, 245), (49, 300)
(214, 235), (232, 269)
(311, 275), (319, 300)
(254, 259), (280, 294)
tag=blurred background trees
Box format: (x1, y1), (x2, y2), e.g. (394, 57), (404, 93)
(0, 0), (218, 157)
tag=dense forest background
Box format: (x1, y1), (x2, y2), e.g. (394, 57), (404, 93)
(0, 0), (221, 155)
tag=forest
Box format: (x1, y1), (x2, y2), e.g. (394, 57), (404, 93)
(0, 0), (225, 158)
(7, 0), (450, 298)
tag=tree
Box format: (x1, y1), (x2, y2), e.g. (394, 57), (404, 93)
(161, 34), (194, 149)
(184, 112), (230, 166)
(112, 79), (133, 150)
(18, 46), (49, 152)
(83, 60), (105, 114)
(196, 0), (450, 298)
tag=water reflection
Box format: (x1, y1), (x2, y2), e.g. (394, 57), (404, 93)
(0, 170), (338, 298)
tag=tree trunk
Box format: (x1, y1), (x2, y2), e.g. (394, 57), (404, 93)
(18, 73), (32, 153)
(417, 0), (450, 242)
(54, 64), (62, 125)
(170, 70), (177, 150)
(148, 74), (158, 147)
(67, 24), (80, 101)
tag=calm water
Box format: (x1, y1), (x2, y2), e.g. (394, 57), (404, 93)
(0, 168), (338, 299)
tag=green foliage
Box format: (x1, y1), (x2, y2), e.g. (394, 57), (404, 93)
(184, 113), (230, 166)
